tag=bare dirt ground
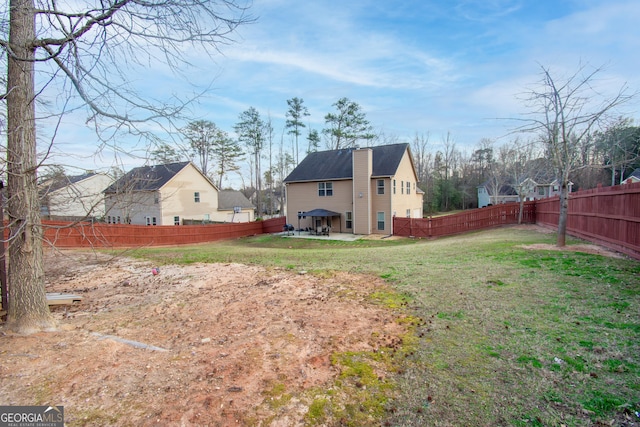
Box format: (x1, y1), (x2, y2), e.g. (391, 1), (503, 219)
(0, 250), (406, 426)
(512, 225), (627, 258)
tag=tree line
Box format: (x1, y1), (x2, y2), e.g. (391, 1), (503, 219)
(145, 88), (639, 220)
(412, 116), (640, 215)
(146, 96), (376, 217)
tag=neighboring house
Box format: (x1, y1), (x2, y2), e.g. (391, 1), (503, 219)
(477, 182), (518, 208)
(216, 190), (255, 223)
(40, 172), (113, 220)
(283, 143), (424, 235)
(103, 161), (219, 225)
(623, 168), (640, 184)
(477, 177), (572, 208)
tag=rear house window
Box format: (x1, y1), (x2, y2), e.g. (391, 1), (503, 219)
(318, 182), (333, 197)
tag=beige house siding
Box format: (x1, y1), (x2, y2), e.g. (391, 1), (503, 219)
(286, 180), (352, 230)
(370, 177), (391, 234)
(222, 210), (253, 223)
(105, 191), (160, 225)
(158, 163), (218, 225)
(47, 173), (112, 218)
(389, 150), (423, 220)
(353, 148), (373, 234)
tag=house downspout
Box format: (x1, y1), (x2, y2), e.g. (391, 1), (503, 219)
(389, 176), (394, 238)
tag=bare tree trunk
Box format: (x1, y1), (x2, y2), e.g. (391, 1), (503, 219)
(6, 0), (56, 333)
(518, 198), (524, 224)
(556, 181), (569, 247)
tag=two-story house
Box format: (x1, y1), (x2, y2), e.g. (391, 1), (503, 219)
(284, 143), (423, 235)
(40, 172), (113, 220)
(104, 161), (219, 225)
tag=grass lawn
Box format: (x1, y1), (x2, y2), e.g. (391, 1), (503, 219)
(129, 226), (640, 426)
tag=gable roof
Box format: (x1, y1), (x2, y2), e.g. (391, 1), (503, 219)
(104, 162), (190, 193)
(41, 172), (100, 193)
(628, 168), (640, 180)
(218, 190), (254, 210)
(284, 143), (410, 183)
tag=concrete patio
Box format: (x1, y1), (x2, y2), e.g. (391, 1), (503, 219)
(278, 230), (363, 241)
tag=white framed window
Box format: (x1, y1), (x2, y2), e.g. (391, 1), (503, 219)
(406, 209), (411, 218)
(345, 211), (353, 229)
(393, 179), (396, 194)
(174, 216), (180, 225)
(194, 192), (200, 203)
(377, 212), (385, 231)
(318, 182), (333, 196)
(377, 179), (385, 195)
(406, 181), (411, 195)
(401, 181), (404, 194)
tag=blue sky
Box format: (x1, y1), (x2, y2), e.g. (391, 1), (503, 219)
(47, 0), (640, 187)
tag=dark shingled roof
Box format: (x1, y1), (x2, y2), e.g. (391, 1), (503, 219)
(104, 162), (190, 193)
(44, 173), (99, 193)
(218, 190), (254, 210)
(299, 208), (341, 217)
(284, 143), (410, 183)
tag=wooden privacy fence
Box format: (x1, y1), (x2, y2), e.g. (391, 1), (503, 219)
(536, 182), (640, 260)
(37, 217), (286, 248)
(395, 182), (640, 260)
(394, 202), (536, 239)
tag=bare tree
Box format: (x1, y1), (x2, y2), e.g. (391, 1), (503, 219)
(498, 139), (543, 223)
(1, 0), (252, 333)
(518, 64), (634, 246)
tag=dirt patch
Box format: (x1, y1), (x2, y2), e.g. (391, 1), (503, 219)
(0, 250), (406, 426)
(520, 243), (625, 258)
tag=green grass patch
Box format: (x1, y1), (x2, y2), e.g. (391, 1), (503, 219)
(581, 391), (627, 417)
(516, 355), (543, 368)
(436, 310), (465, 320)
(126, 226), (640, 426)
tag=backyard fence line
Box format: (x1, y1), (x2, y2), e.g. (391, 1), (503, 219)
(394, 182), (640, 260)
(536, 182), (640, 260)
(30, 216), (287, 248)
(393, 202), (536, 239)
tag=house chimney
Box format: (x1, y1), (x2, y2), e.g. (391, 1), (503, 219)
(352, 148), (372, 234)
